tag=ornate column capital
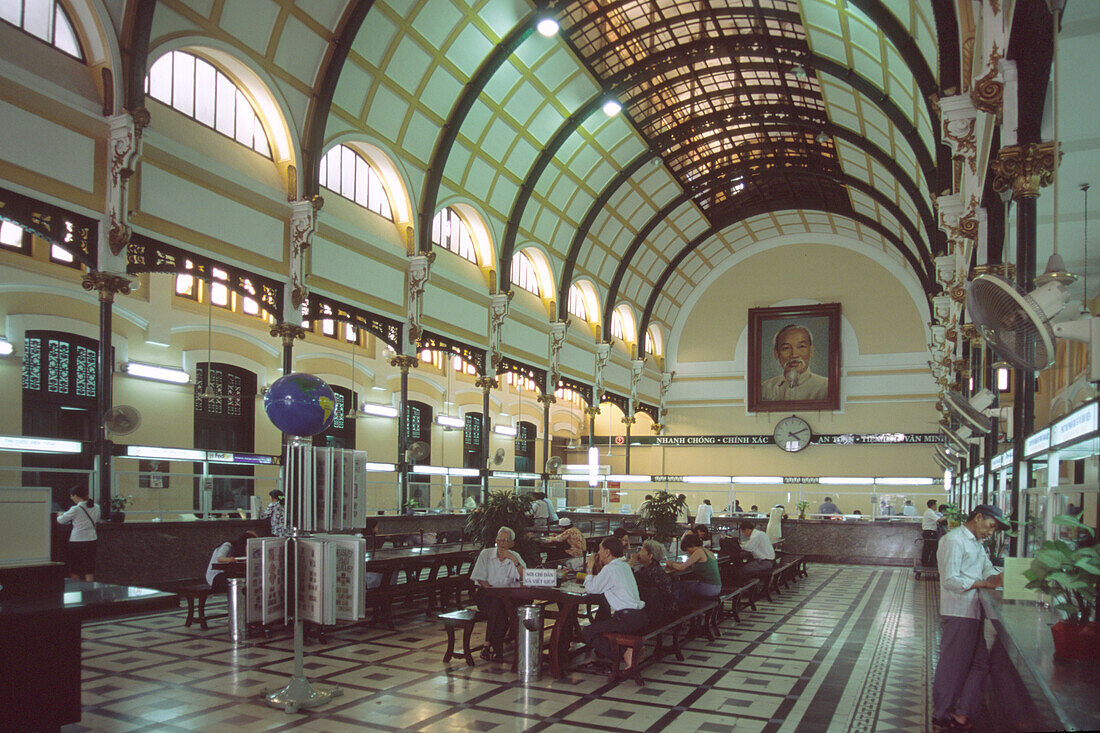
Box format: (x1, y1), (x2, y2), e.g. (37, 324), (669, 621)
(81, 271), (132, 302)
(389, 354), (420, 372)
(650, 423), (663, 434)
(536, 393), (557, 407)
(991, 142), (1060, 200)
(584, 405), (601, 418)
(103, 110), (148, 261)
(621, 416), (636, 426)
(406, 254), (434, 348)
(269, 323), (306, 343)
(488, 291), (513, 369)
(474, 375), (498, 391)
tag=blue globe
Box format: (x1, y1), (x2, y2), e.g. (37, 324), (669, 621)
(263, 373), (337, 436)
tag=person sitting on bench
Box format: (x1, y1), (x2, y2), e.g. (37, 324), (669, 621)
(544, 517), (586, 570)
(667, 532), (722, 603)
(738, 520), (776, 581)
(471, 526), (526, 662)
(580, 537), (646, 667)
(206, 531), (257, 592)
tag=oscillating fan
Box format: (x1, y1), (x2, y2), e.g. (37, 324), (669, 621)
(966, 275), (1067, 370)
(490, 447), (506, 466)
(941, 389), (995, 436)
(405, 441), (430, 462)
(105, 405), (142, 435)
(544, 455), (563, 474)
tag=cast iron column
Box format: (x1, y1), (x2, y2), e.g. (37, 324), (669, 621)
(537, 392), (555, 493)
(475, 376), (496, 503)
(391, 355), (418, 510)
(81, 272), (131, 513)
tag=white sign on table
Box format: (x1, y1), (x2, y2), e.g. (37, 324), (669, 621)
(523, 568), (557, 587)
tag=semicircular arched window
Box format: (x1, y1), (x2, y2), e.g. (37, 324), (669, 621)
(431, 207), (477, 264)
(145, 50), (272, 158)
(318, 144), (393, 221)
(510, 250), (540, 296)
(1, 1), (83, 59)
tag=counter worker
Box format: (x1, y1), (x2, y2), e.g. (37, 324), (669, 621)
(932, 504), (1007, 730)
(57, 486), (100, 581)
(677, 494), (690, 523)
(921, 499), (941, 567)
(818, 497), (841, 515)
(530, 493), (550, 526)
(471, 526), (526, 662)
(545, 517), (586, 570)
(738, 519), (776, 581)
(539, 492), (559, 524)
(260, 489), (289, 537)
(581, 537), (646, 665)
(695, 498), (714, 525)
(206, 531), (258, 592)
(902, 499), (918, 516)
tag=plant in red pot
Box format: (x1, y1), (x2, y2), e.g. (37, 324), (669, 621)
(1023, 513), (1100, 663)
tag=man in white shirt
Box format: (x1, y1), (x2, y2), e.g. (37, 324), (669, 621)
(932, 504), (1007, 729)
(695, 499), (714, 525)
(471, 527), (527, 661)
(920, 499), (942, 566)
(580, 537), (646, 665)
(902, 499), (918, 516)
(738, 520), (776, 581)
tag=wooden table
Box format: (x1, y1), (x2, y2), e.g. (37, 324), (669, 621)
(486, 584), (602, 678)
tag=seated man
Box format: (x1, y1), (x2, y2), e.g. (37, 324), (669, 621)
(818, 497), (841, 515)
(627, 539), (677, 669)
(206, 530), (258, 592)
(471, 527), (526, 661)
(580, 537), (646, 666)
(737, 519), (776, 582)
(545, 517), (586, 570)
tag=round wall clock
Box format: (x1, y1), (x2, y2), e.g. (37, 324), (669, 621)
(773, 415), (812, 452)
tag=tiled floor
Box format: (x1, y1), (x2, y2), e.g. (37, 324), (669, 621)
(62, 565), (942, 732)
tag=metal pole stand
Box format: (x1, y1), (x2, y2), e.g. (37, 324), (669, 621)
(263, 524), (342, 712)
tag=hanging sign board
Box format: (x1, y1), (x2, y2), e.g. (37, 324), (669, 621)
(1023, 428), (1050, 458)
(1051, 402), (1098, 448)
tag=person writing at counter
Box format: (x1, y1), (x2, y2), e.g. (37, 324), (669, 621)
(818, 497), (840, 515)
(932, 504), (1008, 731)
(57, 486), (100, 581)
(471, 526), (526, 662)
(580, 537), (646, 669)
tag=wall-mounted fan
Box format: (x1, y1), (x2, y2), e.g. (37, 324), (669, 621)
(940, 426), (972, 454)
(544, 455), (563, 474)
(941, 389), (995, 436)
(934, 443), (958, 467)
(405, 441), (430, 462)
(489, 447), (506, 467)
(105, 405), (142, 436)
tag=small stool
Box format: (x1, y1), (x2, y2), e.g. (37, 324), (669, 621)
(438, 609), (482, 666)
(179, 583), (213, 630)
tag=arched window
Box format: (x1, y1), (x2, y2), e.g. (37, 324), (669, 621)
(431, 207), (477, 263)
(611, 305), (636, 343)
(318, 144), (393, 220)
(194, 362), (256, 512)
(1, 0), (83, 59)
(645, 326), (662, 356)
(567, 284), (587, 320)
(510, 251), (540, 296)
(314, 385), (356, 449)
(462, 412), (483, 498)
(516, 421), (537, 487)
(146, 50), (272, 157)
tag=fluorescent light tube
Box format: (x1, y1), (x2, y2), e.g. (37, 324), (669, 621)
(0, 339), (14, 356)
(448, 467), (480, 477)
(730, 476), (784, 484)
(436, 415), (464, 428)
(360, 403), (399, 417)
(875, 477), (936, 485)
(683, 475), (731, 483)
(493, 425), (517, 436)
(123, 361), (190, 384)
(607, 475), (651, 483)
(819, 477), (876, 485)
(364, 462), (396, 471)
(411, 465), (448, 475)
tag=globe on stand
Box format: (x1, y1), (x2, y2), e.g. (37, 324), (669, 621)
(263, 373), (337, 437)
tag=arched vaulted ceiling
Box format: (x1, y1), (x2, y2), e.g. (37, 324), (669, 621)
(137, 0), (949, 354)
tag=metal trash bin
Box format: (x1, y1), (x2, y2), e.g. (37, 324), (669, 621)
(227, 577), (247, 643)
(517, 604), (543, 684)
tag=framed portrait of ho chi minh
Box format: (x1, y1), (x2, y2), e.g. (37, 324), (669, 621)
(747, 303), (840, 413)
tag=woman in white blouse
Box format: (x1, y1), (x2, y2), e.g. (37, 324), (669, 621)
(56, 486), (100, 581)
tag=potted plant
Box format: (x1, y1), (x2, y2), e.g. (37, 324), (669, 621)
(463, 489), (538, 564)
(983, 518), (1017, 567)
(940, 502), (965, 529)
(638, 491), (687, 545)
(796, 500), (810, 520)
(110, 494), (134, 522)
(1023, 513), (1100, 663)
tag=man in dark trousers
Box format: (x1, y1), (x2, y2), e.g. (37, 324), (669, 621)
(932, 504), (1007, 729)
(921, 499), (943, 567)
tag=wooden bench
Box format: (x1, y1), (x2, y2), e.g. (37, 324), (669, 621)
(769, 556), (802, 596)
(602, 598), (718, 685)
(712, 579), (758, 626)
(438, 608), (484, 666)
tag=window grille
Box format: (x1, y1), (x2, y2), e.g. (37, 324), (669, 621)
(0, 0), (83, 59)
(430, 207), (478, 263)
(511, 251), (540, 295)
(318, 144), (394, 220)
(567, 284), (587, 320)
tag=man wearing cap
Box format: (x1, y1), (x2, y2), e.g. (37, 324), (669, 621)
(544, 517), (586, 570)
(932, 504), (1008, 730)
(260, 489), (288, 537)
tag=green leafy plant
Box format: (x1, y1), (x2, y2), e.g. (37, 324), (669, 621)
(110, 494), (134, 511)
(1024, 514), (1100, 624)
(639, 491), (687, 543)
(796, 500), (810, 519)
(983, 518), (1018, 565)
(463, 489), (537, 562)
(940, 502), (966, 528)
